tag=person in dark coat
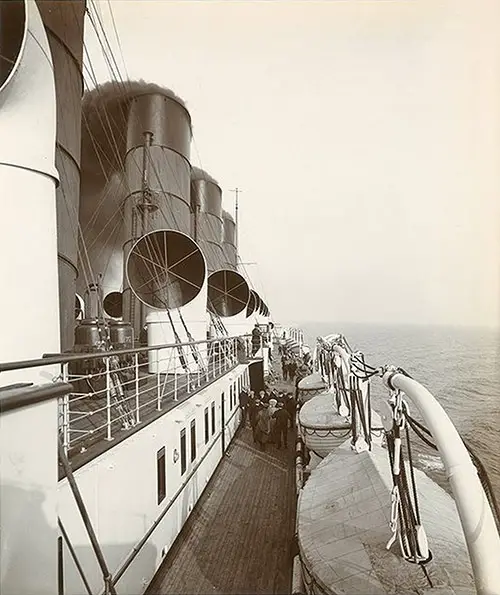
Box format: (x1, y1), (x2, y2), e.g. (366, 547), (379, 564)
(255, 404), (272, 450)
(251, 324), (262, 355)
(259, 389), (269, 404)
(248, 397), (260, 442)
(272, 402), (290, 449)
(239, 388), (249, 426)
(285, 392), (296, 429)
(288, 358), (297, 382)
(281, 354), (287, 379)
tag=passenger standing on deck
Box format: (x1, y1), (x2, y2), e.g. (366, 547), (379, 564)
(255, 403), (272, 450)
(259, 389), (269, 404)
(251, 323), (262, 355)
(288, 358), (297, 382)
(273, 402), (290, 449)
(249, 398), (260, 441)
(285, 392), (296, 429)
(239, 387), (249, 426)
(268, 398), (278, 443)
(268, 398), (278, 417)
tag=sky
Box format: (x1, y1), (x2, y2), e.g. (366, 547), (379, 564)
(86, 0), (500, 328)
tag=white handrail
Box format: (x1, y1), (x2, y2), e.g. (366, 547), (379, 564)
(384, 370), (500, 595)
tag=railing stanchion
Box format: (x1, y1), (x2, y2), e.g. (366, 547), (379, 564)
(156, 349), (161, 410)
(174, 362), (178, 401)
(61, 363), (70, 452)
(212, 343), (216, 379)
(198, 353), (201, 387)
(134, 353), (140, 424)
(206, 344), (210, 382)
(105, 357), (112, 441)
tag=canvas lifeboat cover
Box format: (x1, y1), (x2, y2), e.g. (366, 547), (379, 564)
(297, 373), (326, 391)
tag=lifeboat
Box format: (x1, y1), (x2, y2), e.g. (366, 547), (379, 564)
(298, 392), (351, 458)
(297, 372), (327, 405)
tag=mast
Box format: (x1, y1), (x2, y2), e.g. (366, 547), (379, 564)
(230, 187), (242, 256)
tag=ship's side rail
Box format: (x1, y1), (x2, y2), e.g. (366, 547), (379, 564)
(0, 335), (254, 458)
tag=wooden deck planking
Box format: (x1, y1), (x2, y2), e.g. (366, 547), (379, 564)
(146, 425), (297, 594)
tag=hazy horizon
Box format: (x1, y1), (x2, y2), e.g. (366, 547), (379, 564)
(286, 319), (500, 331)
(87, 1), (500, 329)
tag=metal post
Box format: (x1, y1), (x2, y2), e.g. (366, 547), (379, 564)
(206, 343), (210, 382)
(105, 357), (112, 441)
(134, 353), (140, 424)
(58, 439), (117, 595)
(156, 350), (161, 410)
(212, 342), (216, 379)
(174, 366), (178, 401)
(58, 519), (93, 595)
(61, 363), (70, 452)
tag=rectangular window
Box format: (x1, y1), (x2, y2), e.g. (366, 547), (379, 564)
(204, 406), (209, 444)
(190, 419), (197, 462)
(211, 401), (216, 435)
(157, 447), (166, 504)
(180, 429), (187, 475)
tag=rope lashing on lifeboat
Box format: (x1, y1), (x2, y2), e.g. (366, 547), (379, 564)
(349, 374), (372, 449)
(384, 389), (433, 584)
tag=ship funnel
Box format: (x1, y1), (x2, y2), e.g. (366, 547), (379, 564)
(207, 269), (250, 317)
(36, 0), (86, 351)
(191, 167), (224, 273)
(126, 229), (206, 310)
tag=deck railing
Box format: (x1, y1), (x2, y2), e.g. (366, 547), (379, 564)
(0, 335), (254, 456)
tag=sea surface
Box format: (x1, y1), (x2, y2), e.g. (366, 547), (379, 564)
(299, 322), (500, 498)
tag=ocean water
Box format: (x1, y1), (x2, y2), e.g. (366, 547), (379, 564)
(299, 322), (500, 498)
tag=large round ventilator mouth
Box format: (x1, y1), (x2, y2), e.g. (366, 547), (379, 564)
(126, 230), (206, 310)
(246, 290), (258, 317)
(207, 269), (250, 317)
(103, 291), (123, 318)
(0, 0), (26, 92)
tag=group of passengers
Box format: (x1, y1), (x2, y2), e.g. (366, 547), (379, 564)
(239, 389), (296, 451)
(280, 351), (312, 384)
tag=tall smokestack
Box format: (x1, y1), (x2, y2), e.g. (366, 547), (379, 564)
(190, 167), (224, 273)
(37, 0), (86, 351)
(123, 90), (194, 336)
